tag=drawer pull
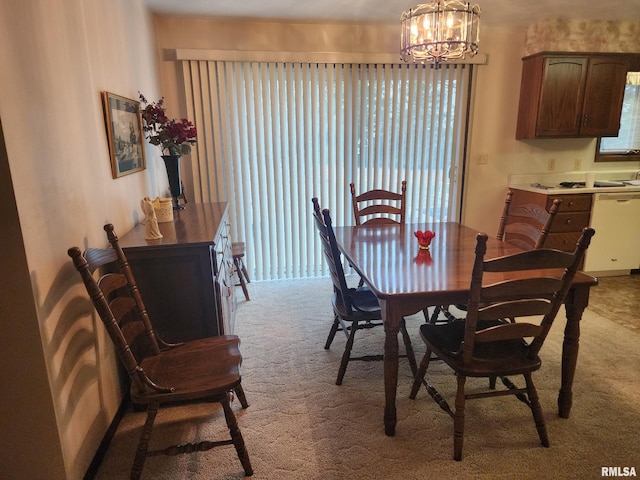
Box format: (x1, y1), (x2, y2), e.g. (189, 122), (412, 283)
(568, 201), (574, 207)
(611, 258), (618, 262)
(565, 219), (572, 225)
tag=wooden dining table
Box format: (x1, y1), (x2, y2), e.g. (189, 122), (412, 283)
(332, 221), (598, 436)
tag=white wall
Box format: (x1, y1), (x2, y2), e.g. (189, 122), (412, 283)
(0, 0), (167, 478)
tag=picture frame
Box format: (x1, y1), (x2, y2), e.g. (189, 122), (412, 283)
(102, 91), (146, 178)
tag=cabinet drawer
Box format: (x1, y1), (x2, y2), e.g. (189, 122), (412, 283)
(551, 212), (591, 232)
(545, 232), (583, 251)
(213, 221), (231, 273)
(549, 194), (592, 212)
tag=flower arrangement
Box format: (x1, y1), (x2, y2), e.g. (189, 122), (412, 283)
(139, 93), (197, 156)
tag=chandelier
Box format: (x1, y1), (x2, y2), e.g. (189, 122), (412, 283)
(401, 1), (480, 64)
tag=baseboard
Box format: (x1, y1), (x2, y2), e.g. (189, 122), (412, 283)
(584, 269), (632, 277)
(83, 395), (130, 480)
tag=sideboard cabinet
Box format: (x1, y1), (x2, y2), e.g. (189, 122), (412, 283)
(117, 202), (236, 343)
(516, 53), (630, 139)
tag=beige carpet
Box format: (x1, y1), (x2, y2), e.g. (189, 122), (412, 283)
(95, 276), (640, 480)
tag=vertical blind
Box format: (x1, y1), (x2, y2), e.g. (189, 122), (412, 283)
(181, 60), (472, 281)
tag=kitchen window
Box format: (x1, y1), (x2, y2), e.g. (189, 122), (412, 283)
(595, 71), (640, 162)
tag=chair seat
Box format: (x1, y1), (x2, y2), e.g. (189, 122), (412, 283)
(420, 320), (542, 378)
(331, 287), (382, 321)
(232, 242), (245, 258)
(136, 335), (243, 404)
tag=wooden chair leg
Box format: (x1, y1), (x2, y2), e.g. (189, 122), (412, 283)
(234, 384), (249, 409)
(453, 375), (467, 461)
(221, 394), (253, 476)
(131, 401), (159, 480)
(336, 321), (358, 385)
(240, 259), (250, 283)
(233, 256), (250, 301)
(410, 348), (432, 399)
(400, 318), (417, 377)
(524, 373), (549, 447)
(427, 306), (441, 323)
(324, 316), (341, 349)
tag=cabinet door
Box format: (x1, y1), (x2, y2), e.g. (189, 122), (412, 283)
(126, 245), (219, 342)
(580, 57), (629, 137)
(517, 54), (631, 139)
(536, 57), (587, 137)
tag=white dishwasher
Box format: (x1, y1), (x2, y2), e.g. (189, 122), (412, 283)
(584, 192), (640, 273)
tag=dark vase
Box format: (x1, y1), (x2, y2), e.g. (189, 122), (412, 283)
(161, 155), (184, 209)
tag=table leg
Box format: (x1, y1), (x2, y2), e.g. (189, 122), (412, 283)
(558, 284), (590, 418)
(380, 299), (400, 436)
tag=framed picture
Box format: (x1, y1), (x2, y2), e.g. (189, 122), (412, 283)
(102, 91), (146, 178)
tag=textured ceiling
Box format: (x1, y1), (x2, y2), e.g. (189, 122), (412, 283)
(143, 0), (640, 27)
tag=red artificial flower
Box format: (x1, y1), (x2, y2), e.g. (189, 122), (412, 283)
(414, 230), (436, 243)
(139, 93), (197, 156)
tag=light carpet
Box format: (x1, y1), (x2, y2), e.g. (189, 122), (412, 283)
(94, 276), (640, 480)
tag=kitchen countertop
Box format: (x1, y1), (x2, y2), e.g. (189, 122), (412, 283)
(509, 170), (640, 195)
(510, 183), (640, 195)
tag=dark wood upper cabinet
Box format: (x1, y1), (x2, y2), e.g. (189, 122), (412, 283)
(516, 53), (630, 139)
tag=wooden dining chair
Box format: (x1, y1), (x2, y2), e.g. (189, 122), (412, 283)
(350, 181), (407, 226)
(497, 189), (562, 250)
(68, 224), (253, 479)
(232, 241), (251, 301)
(349, 181), (407, 287)
(311, 197), (417, 384)
(428, 190), (562, 324)
(410, 227), (595, 461)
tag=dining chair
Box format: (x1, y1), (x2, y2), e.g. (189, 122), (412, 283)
(410, 227), (595, 461)
(232, 241), (251, 301)
(311, 197), (417, 384)
(497, 189), (562, 250)
(350, 180), (407, 226)
(68, 224), (253, 479)
(349, 181), (407, 287)
(428, 190), (563, 324)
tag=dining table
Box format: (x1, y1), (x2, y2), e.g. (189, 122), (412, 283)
(332, 221), (598, 436)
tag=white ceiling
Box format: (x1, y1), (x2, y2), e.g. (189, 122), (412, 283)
(143, 0), (640, 27)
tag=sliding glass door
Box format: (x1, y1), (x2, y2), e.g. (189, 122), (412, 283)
(182, 60), (472, 280)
